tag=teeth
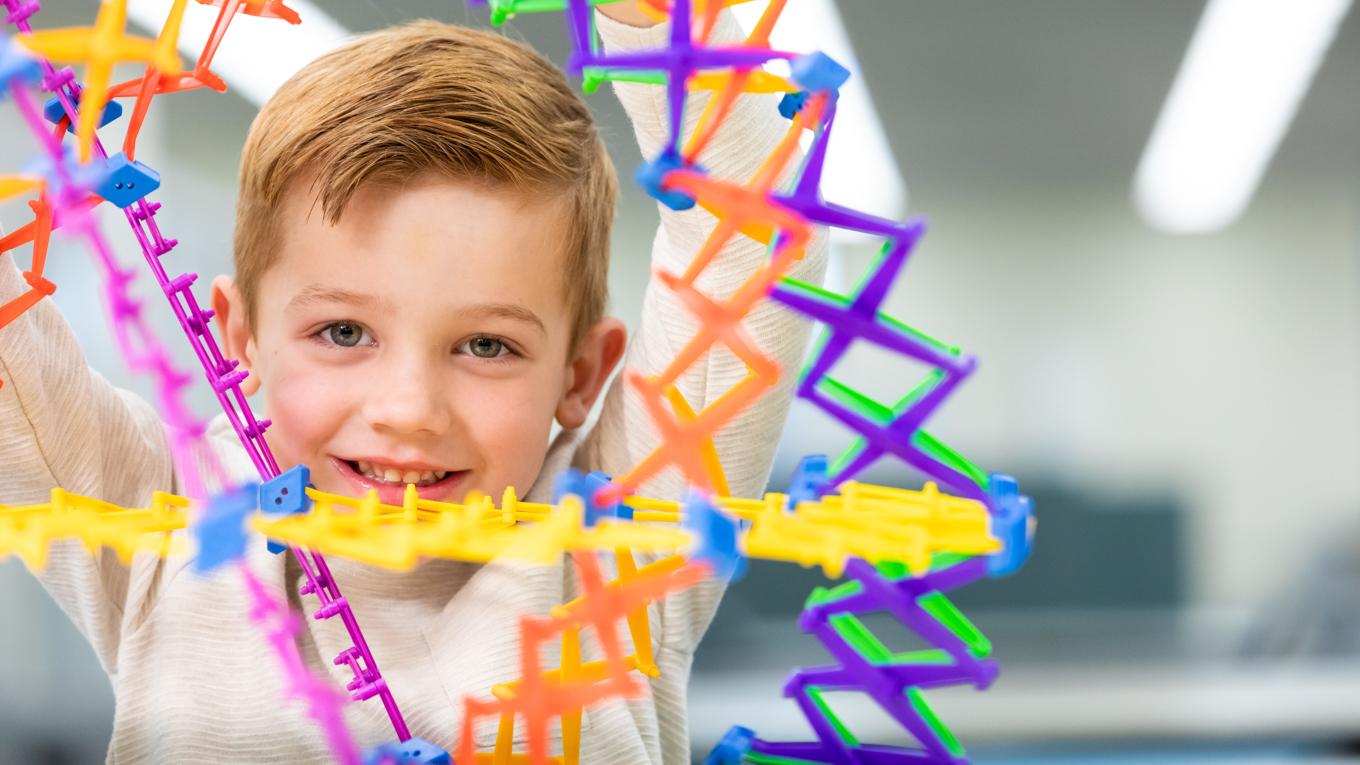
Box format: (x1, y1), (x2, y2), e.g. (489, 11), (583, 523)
(352, 461), (449, 486)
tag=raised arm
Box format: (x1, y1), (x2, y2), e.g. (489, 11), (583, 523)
(0, 251), (177, 671)
(585, 9), (829, 506)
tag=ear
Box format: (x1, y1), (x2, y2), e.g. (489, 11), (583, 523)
(556, 316), (628, 430)
(210, 274), (261, 396)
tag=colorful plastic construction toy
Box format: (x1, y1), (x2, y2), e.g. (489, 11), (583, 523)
(2, 2), (409, 760)
(0, 0), (1036, 763)
(1, 477), (1000, 578)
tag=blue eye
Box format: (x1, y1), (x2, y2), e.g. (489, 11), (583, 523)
(463, 336), (509, 359)
(322, 322), (369, 348)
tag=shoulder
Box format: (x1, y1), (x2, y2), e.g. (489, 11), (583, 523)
(206, 413), (264, 486)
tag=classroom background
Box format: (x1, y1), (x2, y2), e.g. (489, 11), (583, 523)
(1, 1), (1358, 763)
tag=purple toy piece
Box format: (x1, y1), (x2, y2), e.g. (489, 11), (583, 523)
(750, 558), (995, 764)
(240, 563), (363, 765)
(770, 229), (986, 504)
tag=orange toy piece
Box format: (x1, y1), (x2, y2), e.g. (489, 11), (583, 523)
(661, 384), (732, 497)
(0, 195), (101, 258)
(459, 553), (710, 765)
(0, 198), (56, 333)
(15, 0), (182, 162)
(190, 0), (302, 92)
(600, 96), (826, 503)
(682, 0), (790, 164)
(115, 0), (193, 159)
(195, 0), (302, 22)
(635, 0), (760, 29)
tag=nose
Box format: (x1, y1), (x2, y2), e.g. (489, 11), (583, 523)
(361, 354), (452, 437)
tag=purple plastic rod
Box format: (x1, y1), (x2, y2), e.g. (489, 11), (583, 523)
(3, 0), (409, 742)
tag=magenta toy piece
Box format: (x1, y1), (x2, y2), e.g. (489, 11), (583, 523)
(1, 0), (410, 746)
(240, 562), (363, 765)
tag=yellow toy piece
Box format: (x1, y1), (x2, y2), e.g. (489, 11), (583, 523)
(743, 481), (1000, 578)
(16, 0), (184, 161)
(0, 479), (998, 582)
(620, 483), (999, 579)
(0, 174), (44, 203)
(251, 484), (694, 570)
(0, 481), (995, 576)
(0, 487), (189, 570)
(254, 480), (996, 579)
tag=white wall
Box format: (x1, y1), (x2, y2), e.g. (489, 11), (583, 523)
(777, 179), (1360, 608)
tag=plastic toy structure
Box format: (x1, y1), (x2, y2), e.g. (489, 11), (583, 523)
(0, 1), (1035, 764)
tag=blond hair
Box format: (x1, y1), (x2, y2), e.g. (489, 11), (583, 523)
(233, 20), (616, 344)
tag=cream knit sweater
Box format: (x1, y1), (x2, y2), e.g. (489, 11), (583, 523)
(0, 13), (825, 764)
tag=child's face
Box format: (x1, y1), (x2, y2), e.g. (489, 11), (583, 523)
(213, 174), (624, 505)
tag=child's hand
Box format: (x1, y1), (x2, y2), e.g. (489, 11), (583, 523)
(597, 0), (659, 28)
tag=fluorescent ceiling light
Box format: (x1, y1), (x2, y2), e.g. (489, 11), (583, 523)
(1133, 0), (1351, 234)
(127, 0), (350, 106)
(731, 0), (907, 241)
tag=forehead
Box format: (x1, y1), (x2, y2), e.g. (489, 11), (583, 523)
(266, 174), (573, 326)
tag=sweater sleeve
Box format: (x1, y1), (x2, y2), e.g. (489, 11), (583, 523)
(0, 250), (177, 673)
(581, 8), (829, 650)
(586, 10), (829, 502)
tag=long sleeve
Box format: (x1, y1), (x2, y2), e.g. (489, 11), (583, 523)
(586, 10), (828, 504)
(571, 13), (829, 765)
(582, 8), (828, 634)
(0, 250), (178, 673)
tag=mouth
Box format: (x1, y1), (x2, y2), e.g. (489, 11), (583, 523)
(331, 456), (468, 503)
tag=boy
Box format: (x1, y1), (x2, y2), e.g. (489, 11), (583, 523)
(0, 6), (825, 763)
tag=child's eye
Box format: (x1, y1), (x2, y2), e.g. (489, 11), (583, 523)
(460, 335), (512, 359)
(318, 321), (371, 348)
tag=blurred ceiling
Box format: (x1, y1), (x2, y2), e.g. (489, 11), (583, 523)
(30, 1), (1360, 221)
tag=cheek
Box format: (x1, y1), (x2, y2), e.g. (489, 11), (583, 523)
(259, 355), (355, 469)
(461, 366), (564, 493)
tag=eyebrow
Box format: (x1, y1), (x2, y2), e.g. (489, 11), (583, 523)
(453, 303), (547, 335)
(286, 285), (394, 313)
(287, 286), (547, 334)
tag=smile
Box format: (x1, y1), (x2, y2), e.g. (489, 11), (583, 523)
(332, 457), (469, 504)
(348, 460), (447, 486)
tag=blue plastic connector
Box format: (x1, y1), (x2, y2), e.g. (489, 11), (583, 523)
(704, 725), (757, 765)
(0, 35), (42, 91)
(985, 472), (1034, 577)
(44, 93), (123, 132)
(95, 152), (160, 208)
(552, 468), (619, 527)
(778, 90), (809, 119)
(790, 51), (851, 93)
(363, 737), (451, 765)
(259, 464), (312, 554)
(683, 492), (745, 581)
(786, 454), (829, 509)
(192, 484), (259, 574)
(635, 147), (701, 211)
